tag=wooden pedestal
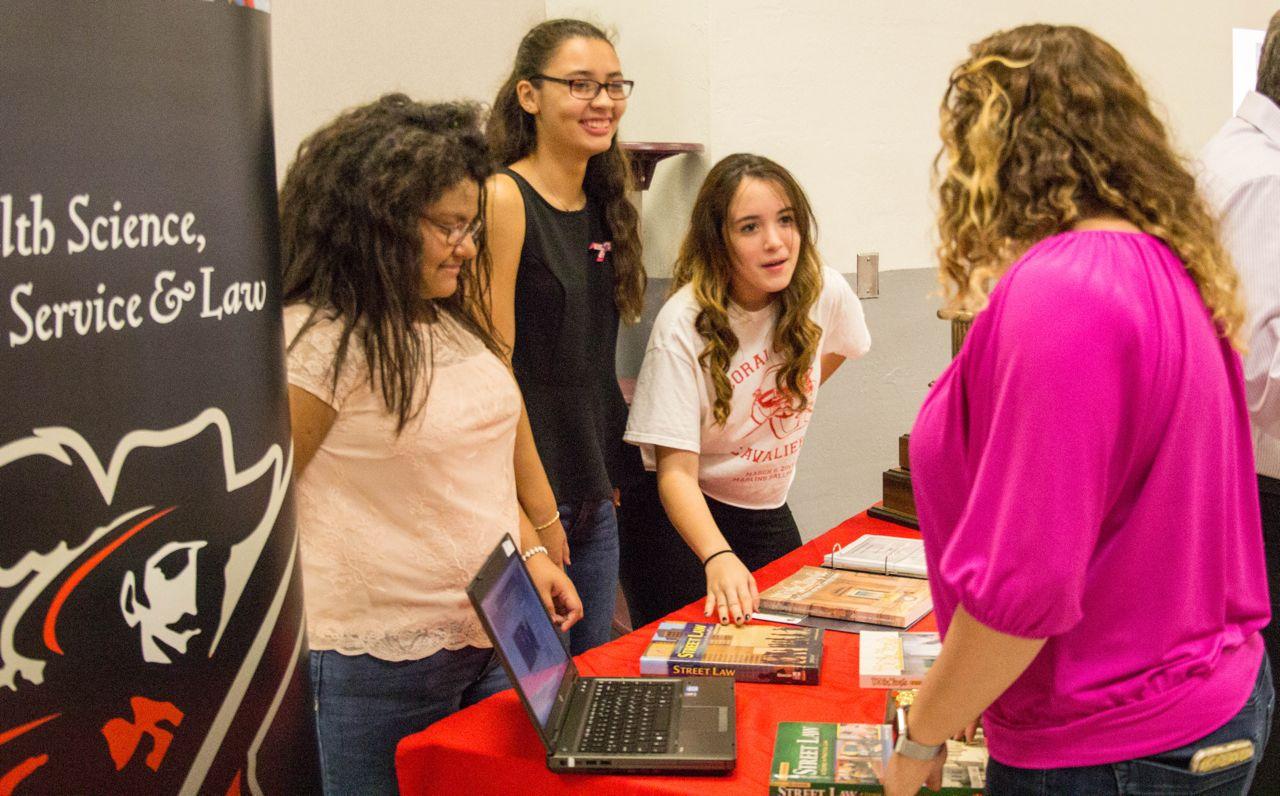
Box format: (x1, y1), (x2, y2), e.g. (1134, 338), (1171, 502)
(867, 434), (919, 529)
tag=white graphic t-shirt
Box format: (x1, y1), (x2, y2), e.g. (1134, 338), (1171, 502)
(624, 266), (871, 509)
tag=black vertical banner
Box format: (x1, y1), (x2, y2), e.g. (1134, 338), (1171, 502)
(0, 1), (320, 792)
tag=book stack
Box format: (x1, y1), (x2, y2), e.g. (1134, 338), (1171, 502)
(758, 566), (933, 629)
(639, 621), (824, 684)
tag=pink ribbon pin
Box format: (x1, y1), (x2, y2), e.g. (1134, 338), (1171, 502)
(589, 241), (612, 262)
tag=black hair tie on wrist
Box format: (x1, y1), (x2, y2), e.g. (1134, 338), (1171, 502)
(702, 549), (734, 567)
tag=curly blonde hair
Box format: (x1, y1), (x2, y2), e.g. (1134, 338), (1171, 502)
(935, 24), (1245, 348)
(672, 154), (823, 426)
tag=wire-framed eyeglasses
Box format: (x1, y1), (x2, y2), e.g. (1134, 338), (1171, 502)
(531, 74), (635, 100)
(424, 216), (482, 246)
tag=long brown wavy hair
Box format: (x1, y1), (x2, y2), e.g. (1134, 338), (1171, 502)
(672, 154), (824, 426)
(488, 18), (644, 322)
(279, 94), (502, 431)
(935, 24), (1245, 347)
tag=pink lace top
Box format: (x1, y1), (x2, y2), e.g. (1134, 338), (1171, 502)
(284, 304), (521, 661)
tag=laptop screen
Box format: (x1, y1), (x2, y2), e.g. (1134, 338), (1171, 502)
(477, 547), (570, 730)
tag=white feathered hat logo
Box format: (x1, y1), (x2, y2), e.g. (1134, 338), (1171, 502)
(0, 407), (292, 691)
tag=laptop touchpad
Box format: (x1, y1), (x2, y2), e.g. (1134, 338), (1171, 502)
(683, 706), (728, 733)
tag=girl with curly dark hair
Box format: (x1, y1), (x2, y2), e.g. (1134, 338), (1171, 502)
(885, 25), (1270, 795)
(621, 154), (870, 628)
(279, 94), (581, 794)
(485, 18), (644, 654)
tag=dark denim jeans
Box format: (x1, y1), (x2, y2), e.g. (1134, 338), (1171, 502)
(1252, 475), (1280, 793)
(560, 497), (620, 655)
(988, 653), (1274, 795)
(309, 646), (510, 795)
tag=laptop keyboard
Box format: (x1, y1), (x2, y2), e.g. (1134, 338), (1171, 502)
(576, 680), (676, 755)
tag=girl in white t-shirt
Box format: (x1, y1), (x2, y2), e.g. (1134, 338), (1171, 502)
(621, 153), (870, 628)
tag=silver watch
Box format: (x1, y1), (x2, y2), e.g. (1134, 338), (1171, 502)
(894, 732), (943, 760)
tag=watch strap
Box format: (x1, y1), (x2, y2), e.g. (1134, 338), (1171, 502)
(894, 732), (943, 761)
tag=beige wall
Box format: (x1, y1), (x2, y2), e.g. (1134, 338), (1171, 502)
(267, 3), (1279, 534)
(269, 0), (544, 182)
(549, 0), (1277, 277)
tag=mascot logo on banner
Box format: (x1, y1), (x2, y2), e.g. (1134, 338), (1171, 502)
(0, 410), (299, 793)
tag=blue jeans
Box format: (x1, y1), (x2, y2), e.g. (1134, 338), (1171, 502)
(560, 497), (619, 656)
(988, 653), (1274, 795)
(309, 646), (510, 795)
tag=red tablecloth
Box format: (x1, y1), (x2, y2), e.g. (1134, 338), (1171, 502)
(396, 510), (934, 795)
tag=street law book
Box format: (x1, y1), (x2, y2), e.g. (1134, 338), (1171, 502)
(769, 720), (988, 795)
(639, 621), (823, 684)
(823, 534), (927, 578)
(758, 566), (933, 628)
(768, 722), (892, 795)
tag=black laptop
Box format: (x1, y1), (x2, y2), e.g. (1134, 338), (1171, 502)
(467, 535), (736, 774)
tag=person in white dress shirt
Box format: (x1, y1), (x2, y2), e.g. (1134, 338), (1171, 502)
(1200, 10), (1280, 791)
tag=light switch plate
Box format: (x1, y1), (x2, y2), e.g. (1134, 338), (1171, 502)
(856, 252), (879, 298)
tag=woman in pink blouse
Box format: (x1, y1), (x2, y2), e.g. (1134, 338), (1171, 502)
(885, 25), (1272, 795)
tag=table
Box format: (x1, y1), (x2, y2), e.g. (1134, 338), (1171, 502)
(396, 510), (935, 795)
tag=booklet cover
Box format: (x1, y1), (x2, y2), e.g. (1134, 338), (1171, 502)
(639, 621), (823, 684)
(758, 566), (933, 628)
(941, 734), (990, 792)
(824, 534), (927, 578)
(768, 722), (893, 795)
(858, 631), (941, 688)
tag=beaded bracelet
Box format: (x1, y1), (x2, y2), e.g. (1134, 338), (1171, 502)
(521, 545), (548, 562)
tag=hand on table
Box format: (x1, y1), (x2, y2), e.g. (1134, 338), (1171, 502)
(703, 552), (758, 625)
(526, 552), (583, 631)
(883, 747), (946, 796)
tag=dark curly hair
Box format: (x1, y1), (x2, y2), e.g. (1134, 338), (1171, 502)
(488, 18), (645, 323)
(279, 93), (501, 430)
(935, 24), (1244, 347)
(672, 154), (823, 426)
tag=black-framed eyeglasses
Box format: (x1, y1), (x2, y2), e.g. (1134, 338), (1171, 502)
(531, 74), (634, 100)
(424, 216), (482, 246)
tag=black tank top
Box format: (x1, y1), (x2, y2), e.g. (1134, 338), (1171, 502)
(502, 167), (629, 503)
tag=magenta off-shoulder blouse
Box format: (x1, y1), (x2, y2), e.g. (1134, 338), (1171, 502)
(910, 231), (1269, 768)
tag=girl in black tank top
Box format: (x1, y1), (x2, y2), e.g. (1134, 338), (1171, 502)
(485, 19), (644, 655)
